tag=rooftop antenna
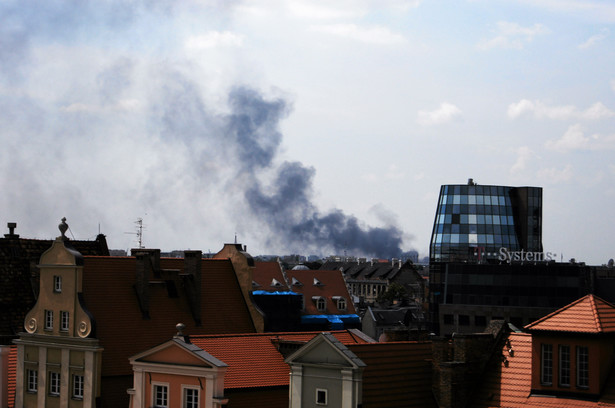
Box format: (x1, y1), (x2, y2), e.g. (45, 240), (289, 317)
(234, 232), (237, 244)
(125, 217), (145, 248)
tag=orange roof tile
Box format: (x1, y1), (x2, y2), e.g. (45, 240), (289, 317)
(525, 294), (615, 333)
(471, 332), (615, 407)
(286, 270), (356, 315)
(82, 256), (256, 377)
(7, 345), (16, 408)
(189, 330), (371, 389)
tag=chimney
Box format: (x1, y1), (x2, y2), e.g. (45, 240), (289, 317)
(183, 250), (202, 326)
(134, 251), (151, 319)
(4, 222), (18, 239)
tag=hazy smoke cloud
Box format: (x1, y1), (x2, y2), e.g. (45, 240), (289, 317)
(0, 1), (410, 258)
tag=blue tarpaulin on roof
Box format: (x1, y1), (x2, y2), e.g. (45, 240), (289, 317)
(301, 314), (361, 329)
(252, 290), (300, 296)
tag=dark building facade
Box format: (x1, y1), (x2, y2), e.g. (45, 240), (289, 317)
(427, 180), (594, 336)
(429, 179), (543, 263)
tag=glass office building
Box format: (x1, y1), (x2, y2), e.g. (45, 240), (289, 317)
(429, 179), (542, 263)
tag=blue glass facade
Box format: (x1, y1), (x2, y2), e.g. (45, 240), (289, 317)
(429, 182), (542, 262)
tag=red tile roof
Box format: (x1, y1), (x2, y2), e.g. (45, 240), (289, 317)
(82, 256), (256, 377)
(471, 332), (615, 407)
(525, 294), (615, 333)
(7, 345), (16, 408)
(188, 330), (371, 389)
(349, 341), (436, 408)
(253, 262), (289, 291)
(285, 270), (356, 315)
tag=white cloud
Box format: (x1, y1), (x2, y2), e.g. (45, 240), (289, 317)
(417, 102), (462, 126)
(185, 31), (244, 50)
(507, 99), (615, 120)
(610, 79), (615, 92)
(477, 21), (549, 50)
(545, 124), (590, 152)
(545, 124), (615, 152)
(578, 28), (609, 49)
(310, 23), (406, 45)
(60, 99), (142, 113)
(537, 164), (573, 183)
(510, 146), (534, 173)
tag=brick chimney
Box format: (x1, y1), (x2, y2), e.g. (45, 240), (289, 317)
(132, 249), (161, 319)
(183, 250), (202, 326)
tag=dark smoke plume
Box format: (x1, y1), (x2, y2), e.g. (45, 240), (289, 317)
(225, 88), (406, 259)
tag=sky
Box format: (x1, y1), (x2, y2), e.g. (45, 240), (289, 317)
(1, 0), (614, 264)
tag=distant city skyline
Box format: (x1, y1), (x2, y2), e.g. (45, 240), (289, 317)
(1, 1), (614, 264)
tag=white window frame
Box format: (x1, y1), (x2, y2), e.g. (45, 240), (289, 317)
(576, 346), (589, 388)
(316, 388), (328, 405)
(541, 343), (553, 385)
(49, 372), (61, 396)
(73, 374), (84, 399)
(152, 383), (169, 408)
(54, 275), (62, 292)
(61, 311), (70, 332)
(45, 310), (53, 330)
(316, 297), (326, 312)
(182, 386), (200, 408)
(26, 369), (37, 393)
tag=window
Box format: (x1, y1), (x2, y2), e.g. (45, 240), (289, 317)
(49, 372), (60, 396)
(559, 345), (570, 387)
(73, 374), (84, 399)
(577, 346), (589, 388)
(336, 297), (347, 311)
(316, 297), (326, 312)
(475, 315), (487, 326)
(45, 310), (53, 330)
(541, 344), (553, 385)
(316, 388), (328, 405)
(26, 369), (37, 393)
(443, 314), (454, 325)
(154, 384), (168, 408)
(459, 315), (470, 326)
(61, 311), (69, 331)
(184, 387), (199, 408)
(54, 275), (62, 292)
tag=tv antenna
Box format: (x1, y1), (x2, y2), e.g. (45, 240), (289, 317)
(125, 218), (145, 248)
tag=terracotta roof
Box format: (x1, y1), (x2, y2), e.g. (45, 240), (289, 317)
(82, 256), (256, 377)
(7, 345), (16, 408)
(285, 269), (356, 315)
(188, 330), (371, 389)
(471, 332), (615, 407)
(525, 294), (615, 333)
(253, 262), (289, 291)
(349, 341), (436, 408)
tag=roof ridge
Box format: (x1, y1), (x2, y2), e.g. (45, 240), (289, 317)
(588, 294), (603, 333)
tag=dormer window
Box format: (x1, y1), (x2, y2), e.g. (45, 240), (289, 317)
(559, 345), (570, 387)
(271, 278), (284, 288)
(312, 296), (326, 312)
(333, 296), (347, 311)
(291, 277), (303, 286)
(541, 344), (553, 385)
(576, 346), (589, 388)
(252, 281), (261, 289)
(53, 275), (62, 293)
(313, 278), (323, 286)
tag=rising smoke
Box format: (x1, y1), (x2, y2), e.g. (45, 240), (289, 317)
(0, 1), (411, 259)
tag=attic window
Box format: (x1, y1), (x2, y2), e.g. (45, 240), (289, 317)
(312, 296), (326, 312)
(252, 281), (261, 288)
(313, 278), (323, 286)
(271, 278), (284, 288)
(332, 296), (347, 311)
(291, 277), (303, 286)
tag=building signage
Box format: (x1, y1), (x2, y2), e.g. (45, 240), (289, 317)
(498, 247), (557, 263)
